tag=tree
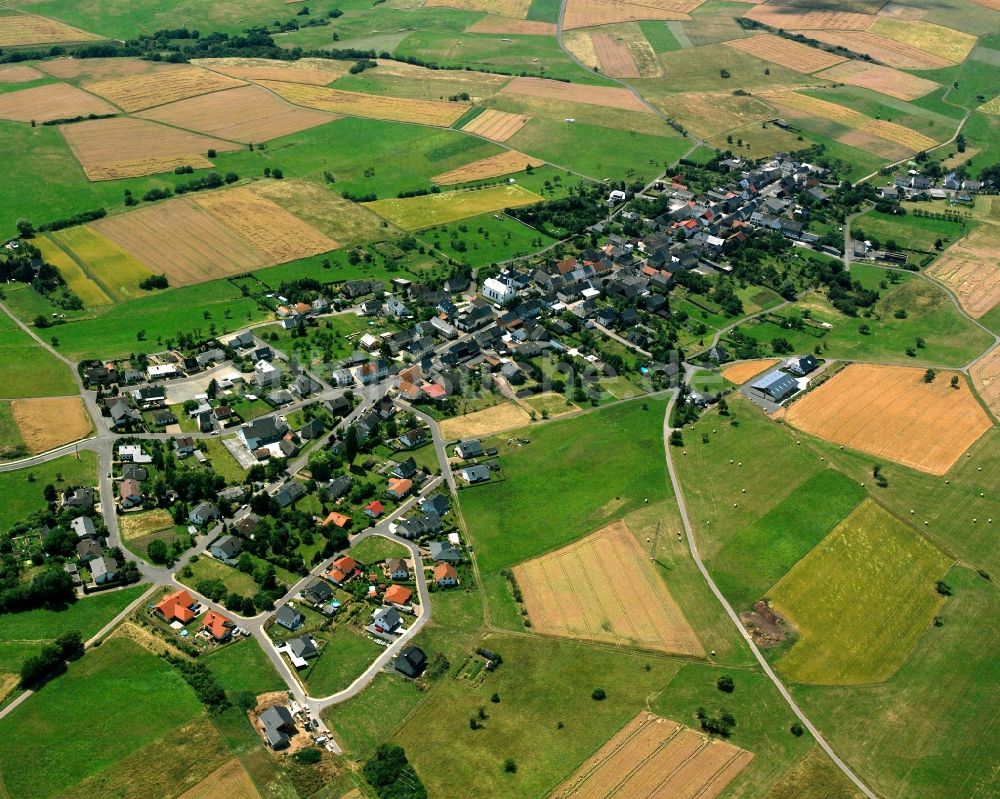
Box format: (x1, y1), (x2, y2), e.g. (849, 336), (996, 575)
(790, 723), (804, 737)
(16, 218), (34, 238)
(293, 748), (321, 764)
(43, 483), (57, 502)
(147, 538), (169, 564)
(669, 430), (684, 447)
(951, 375), (960, 389)
(345, 425), (359, 465)
(716, 675), (735, 693)
(858, 323), (870, 335)
(503, 758), (518, 774)
(55, 630), (84, 660)
(924, 368), (936, 383)
(591, 687), (607, 701)
(491, 692), (500, 703)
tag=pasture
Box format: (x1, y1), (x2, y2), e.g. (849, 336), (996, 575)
(467, 15), (556, 34)
(0, 81), (116, 123)
(551, 712), (752, 799)
(431, 149), (542, 184)
(927, 223), (1000, 318)
(0, 450), (96, 529)
(764, 748), (866, 799)
(365, 184), (542, 230)
(785, 364), (992, 475)
(462, 108), (533, 141)
(514, 520), (704, 655)
(60, 116), (234, 180)
(10, 397), (92, 453)
(770, 500), (951, 685)
(459, 398), (669, 574)
(83, 66), (246, 112)
(48, 225), (154, 300)
(0, 306), (78, 399)
(439, 401), (532, 439)
(417, 209), (555, 267)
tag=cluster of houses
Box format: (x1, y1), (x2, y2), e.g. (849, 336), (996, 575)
(49, 502), (120, 588)
(880, 168), (990, 204)
(152, 588), (240, 643)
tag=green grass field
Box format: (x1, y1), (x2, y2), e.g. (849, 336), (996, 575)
(0, 402), (26, 459)
(762, 748), (864, 799)
(202, 637), (285, 696)
(854, 209), (971, 255)
(459, 398), (670, 574)
(34, 235), (112, 308)
(770, 500), (952, 685)
(349, 534), (409, 565)
(201, 438), (246, 484)
(0, 304), (79, 398)
(48, 226), (154, 302)
(182, 555), (259, 597)
(365, 184), (543, 231)
(710, 469), (866, 611)
(418, 212), (554, 268)
(303, 625), (383, 697)
(0, 637), (205, 799)
(0, 451), (97, 530)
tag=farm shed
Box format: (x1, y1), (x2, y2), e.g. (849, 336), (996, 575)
(749, 371), (799, 402)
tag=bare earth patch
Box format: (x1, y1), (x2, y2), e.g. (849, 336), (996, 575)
(927, 226), (1000, 318)
(786, 363), (992, 475)
(83, 66), (247, 112)
(551, 711), (752, 799)
(11, 398), (92, 453)
(439, 402), (532, 439)
(432, 149), (543, 184)
(970, 348), (1000, 420)
(0, 82), (117, 123)
(816, 60), (939, 101)
(60, 117), (237, 180)
(725, 33), (846, 73)
(500, 76), (652, 112)
(721, 358), (780, 384)
(514, 521), (704, 655)
(461, 108), (532, 141)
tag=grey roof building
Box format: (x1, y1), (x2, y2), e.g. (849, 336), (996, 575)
(749, 371), (799, 402)
(259, 705), (295, 750)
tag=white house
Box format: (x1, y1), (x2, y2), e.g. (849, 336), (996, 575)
(146, 364), (177, 380)
(482, 277), (515, 306)
(118, 444), (152, 464)
(254, 359), (281, 388)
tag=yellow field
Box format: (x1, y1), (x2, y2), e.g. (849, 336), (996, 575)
(50, 226), (154, 301)
(191, 56), (349, 85)
(0, 82), (117, 123)
(432, 149), (543, 184)
(767, 91), (937, 150)
(656, 91), (775, 138)
(563, 29), (601, 71)
(461, 108), (532, 142)
(927, 225), (1000, 318)
(11, 398), (92, 453)
(83, 66), (246, 112)
(725, 33), (846, 74)
(980, 95), (1000, 115)
(120, 508), (176, 542)
(175, 759), (262, 799)
(425, 0), (531, 17)
(34, 235), (111, 306)
(259, 80), (469, 126)
(439, 402), (533, 439)
(869, 18), (977, 64)
(0, 12), (101, 47)
(364, 183), (542, 230)
(192, 187), (338, 261)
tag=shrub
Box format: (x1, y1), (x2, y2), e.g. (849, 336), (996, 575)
(503, 758), (517, 774)
(591, 688), (607, 701)
(292, 748), (322, 765)
(716, 675), (734, 693)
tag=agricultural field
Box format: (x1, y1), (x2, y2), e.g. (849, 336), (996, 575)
(720, 359), (780, 384)
(500, 76), (653, 113)
(9, 397), (92, 453)
(0, 306), (79, 399)
(514, 521), (704, 655)
(82, 66), (247, 112)
(816, 61), (940, 101)
(869, 17), (978, 64)
(0, 11), (101, 46)
(0, 81), (116, 123)
(0, 64), (47, 83)
(562, 0), (700, 29)
(742, 6), (877, 31)
(927, 224), (1000, 318)
(467, 15), (556, 34)
(770, 500), (952, 685)
(970, 347), (1000, 417)
(724, 33), (846, 74)
(551, 711), (752, 799)
(174, 760), (262, 799)
(191, 56), (349, 85)
(785, 363), (992, 475)
(588, 25), (663, 78)
(462, 108), (534, 141)
(439, 401), (532, 439)
(431, 149), (542, 184)
(763, 748), (865, 799)
(803, 30), (953, 69)
(46, 225), (154, 300)
(364, 184), (542, 230)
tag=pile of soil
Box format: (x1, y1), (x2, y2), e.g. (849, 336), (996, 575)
(740, 601), (789, 648)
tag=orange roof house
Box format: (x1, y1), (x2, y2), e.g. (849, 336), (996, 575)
(334, 556), (358, 573)
(387, 477), (413, 500)
(384, 584), (413, 605)
(328, 556), (358, 584)
(321, 511), (351, 529)
(154, 589), (196, 623)
(202, 611), (233, 641)
(433, 563), (458, 586)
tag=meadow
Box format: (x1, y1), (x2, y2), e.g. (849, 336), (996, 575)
(0, 451), (96, 530)
(303, 625), (383, 697)
(770, 500), (952, 685)
(0, 302), (79, 398)
(418, 212), (554, 268)
(202, 637), (285, 696)
(459, 398), (669, 574)
(349, 534), (409, 564)
(854, 209), (971, 254)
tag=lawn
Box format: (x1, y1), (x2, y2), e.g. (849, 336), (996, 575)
(709, 469), (866, 611)
(365, 184), (544, 231)
(0, 304), (79, 398)
(182, 556), (259, 597)
(0, 451), (97, 530)
(202, 637), (285, 696)
(323, 671), (426, 757)
(417, 212), (554, 268)
(349, 534), (410, 565)
(459, 398), (670, 574)
(202, 437), (247, 483)
(303, 625), (383, 697)
(0, 402), (25, 458)
(854, 209), (971, 255)
(770, 500), (952, 685)
(0, 637), (205, 799)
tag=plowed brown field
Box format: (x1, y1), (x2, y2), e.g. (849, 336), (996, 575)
(725, 33), (845, 73)
(138, 84), (335, 143)
(175, 759), (262, 799)
(927, 226), (1000, 318)
(500, 76), (652, 112)
(970, 348), (1000, 419)
(38, 57), (186, 81)
(11, 398), (92, 453)
(0, 64), (44, 83)
(800, 30), (951, 69)
(552, 712), (753, 799)
(592, 31), (641, 77)
(786, 364), (992, 475)
(816, 61), (939, 100)
(563, 0), (699, 29)
(0, 82), (117, 123)
(461, 108), (532, 141)
(83, 67), (246, 112)
(0, 12), (102, 47)
(466, 16), (556, 35)
(742, 6), (876, 30)
(432, 149), (543, 184)
(514, 521), (704, 655)
(722, 359), (780, 384)
(191, 57), (348, 85)
(60, 117), (237, 180)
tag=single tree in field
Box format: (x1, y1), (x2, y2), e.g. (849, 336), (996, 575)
(950, 375), (960, 389)
(924, 369), (936, 383)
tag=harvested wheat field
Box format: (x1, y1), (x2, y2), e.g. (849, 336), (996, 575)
(60, 117), (237, 180)
(981, 96), (1000, 115)
(0, 82), (116, 123)
(836, 129), (911, 160)
(551, 712), (752, 799)
(258, 81), (468, 126)
(119, 508), (175, 542)
(252, 179), (392, 244)
(500, 76), (651, 112)
(563, 0), (700, 30)
(425, 0), (531, 16)
(725, 33), (845, 73)
(91, 198), (271, 285)
(440, 402), (532, 439)
(592, 31), (642, 77)
(0, 12), (101, 47)
(801, 30), (952, 69)
(38, 57), (186, 82)
(786, 363), (992, 475)
(467, 15), (556, 35)
(432, 149), (543, 184)
(175, 759), (261, 799)
(0, 64), (44, 83)
(192, 187), (337, 262)
(721, 359), (781, 384)
(968, 0), (1000, 8)
(138, 85), (335, 143)
(461, 108), (532, 141)
(970, 348), (1000, 419)
(11, 398), (92, 454)
(191, 57), (348, 85)
(742, 6), (875, 30)
(83, 66), (246, 112)
(870, 17), (977, 65)
(515, 521), (704, 654)
(766, 91), (936, 150)
(816, 60), (939, 101)
(927, 227), (1000, 318)
(659, 91), (774, 137)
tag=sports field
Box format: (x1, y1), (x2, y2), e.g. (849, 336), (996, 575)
(786, 364), (992, 475)
(10, 397), (91, 453)
(365, 184), (542, 230)
(770, 500), (951, 684)
(551, 712), (751, 799)
(515, 521), (704, 655)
